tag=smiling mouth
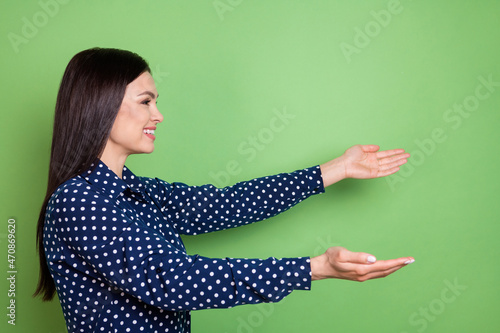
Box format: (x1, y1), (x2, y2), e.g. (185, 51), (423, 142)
(143, 128), (156, 140)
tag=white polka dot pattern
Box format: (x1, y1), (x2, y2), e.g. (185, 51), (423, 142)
(43, 161), (324, 332)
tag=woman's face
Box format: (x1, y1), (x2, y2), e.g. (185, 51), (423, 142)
(105, 71), (163, 158)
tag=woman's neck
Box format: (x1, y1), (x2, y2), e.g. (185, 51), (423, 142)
(99, 149), (128, 179)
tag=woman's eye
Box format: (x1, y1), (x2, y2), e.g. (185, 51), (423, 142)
(142, 99), (151, 105)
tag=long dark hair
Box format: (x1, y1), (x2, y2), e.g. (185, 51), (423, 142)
(34, 47), (150, 301)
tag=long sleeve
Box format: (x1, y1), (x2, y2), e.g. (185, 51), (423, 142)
(145, 165), (324, 235)
(46, 182), (310, 312)
(44, 161), (322, 332)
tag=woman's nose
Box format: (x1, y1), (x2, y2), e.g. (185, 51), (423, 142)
(152, 105), (164, 124)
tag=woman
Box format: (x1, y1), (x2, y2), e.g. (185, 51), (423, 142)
(35, 48), (414, 333)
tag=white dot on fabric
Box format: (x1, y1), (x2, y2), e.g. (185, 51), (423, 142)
(44, 161), (323, 332)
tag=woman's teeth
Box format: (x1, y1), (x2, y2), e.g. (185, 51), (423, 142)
(143, 129), (155, 135)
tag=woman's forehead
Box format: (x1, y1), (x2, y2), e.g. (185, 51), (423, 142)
(125, 72), (158, 97)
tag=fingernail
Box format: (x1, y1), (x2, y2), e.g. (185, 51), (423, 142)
(404, 259), (415, 265)
(367, 256), (376, 263)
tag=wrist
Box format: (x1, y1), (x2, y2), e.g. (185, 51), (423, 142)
(310, 254), (328, 281)
(319, 156), (347, 187)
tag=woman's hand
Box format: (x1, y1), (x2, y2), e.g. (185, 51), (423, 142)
(320, 144), (410, 187)
(310, 246), (414, 282)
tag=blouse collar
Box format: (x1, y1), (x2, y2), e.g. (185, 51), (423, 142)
(80, 160), (146, 200)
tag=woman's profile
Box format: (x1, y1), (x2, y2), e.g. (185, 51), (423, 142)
(34, 48), (414, 333)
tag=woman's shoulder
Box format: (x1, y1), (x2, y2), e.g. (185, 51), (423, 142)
(48, 175), (95, 205)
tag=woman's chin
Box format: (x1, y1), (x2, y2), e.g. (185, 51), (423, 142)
(145, 145), (156, 154)
(134, 145), (155, 155)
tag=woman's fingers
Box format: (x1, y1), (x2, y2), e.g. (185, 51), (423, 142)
(378, 153), (411, 166)
(363, 257), (415, 280)
(367, 257), (414, 272)
(347, 257), (414, 280)
(375, 151), (410, 177)
(331, 247), (414, 281)
(378, 158), (409, 171)
(360, 144), (380, 153)
(377, 167), (401, 177)
(356, 264), (407, 282)
(334, 247), (377, 264)
(375, 148), (407, 159)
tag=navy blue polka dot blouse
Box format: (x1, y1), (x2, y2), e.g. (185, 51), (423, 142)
(43, 160), (324, 332)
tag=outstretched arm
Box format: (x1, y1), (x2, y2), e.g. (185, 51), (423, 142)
(154, 166), (324, 235)
(320, 144), (410, 187)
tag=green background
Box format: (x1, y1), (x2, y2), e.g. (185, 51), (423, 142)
(1, 0), (499, 332)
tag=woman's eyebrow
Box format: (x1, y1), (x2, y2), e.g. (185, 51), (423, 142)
(137, 91), (159, 99)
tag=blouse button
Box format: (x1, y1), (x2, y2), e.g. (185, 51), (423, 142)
(156, 268), (162, 274)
